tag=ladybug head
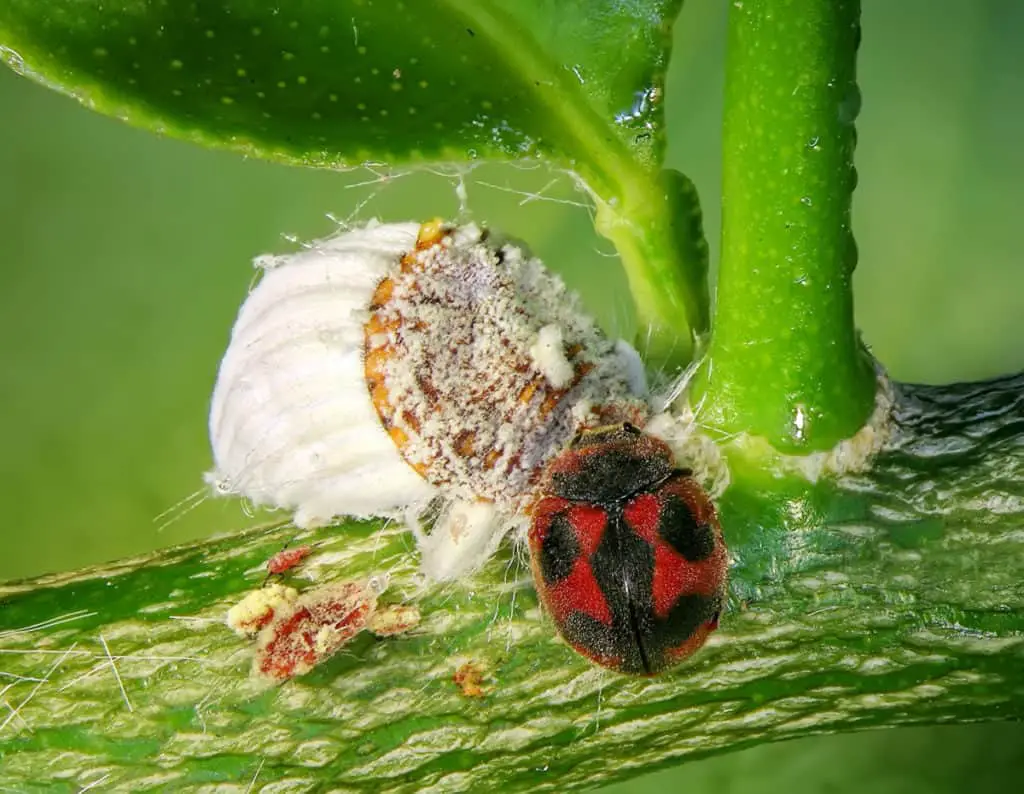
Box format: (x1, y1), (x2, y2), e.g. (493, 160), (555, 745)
(543, 422), (684, 504)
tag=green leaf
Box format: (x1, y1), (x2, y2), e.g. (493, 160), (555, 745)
(0, 0), (680, 178)
(0, 0), (707, 374)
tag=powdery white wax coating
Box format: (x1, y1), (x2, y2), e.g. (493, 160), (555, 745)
(614, 340), (648, 399)
(208, 222), (437, 528)
(370, 224), (650, 510)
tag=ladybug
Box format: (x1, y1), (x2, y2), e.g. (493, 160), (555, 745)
(528, 423), (728, 675)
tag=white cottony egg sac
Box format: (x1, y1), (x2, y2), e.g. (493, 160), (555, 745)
(208, 220), (649, 581)
(208, 222), (437, 530)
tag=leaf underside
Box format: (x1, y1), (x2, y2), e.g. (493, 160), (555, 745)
(0, 0), (682, 171)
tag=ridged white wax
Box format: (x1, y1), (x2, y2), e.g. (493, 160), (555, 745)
(208, 222), (437, 528)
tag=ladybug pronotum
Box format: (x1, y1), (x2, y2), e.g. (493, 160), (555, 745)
(209, 220), (727, 674)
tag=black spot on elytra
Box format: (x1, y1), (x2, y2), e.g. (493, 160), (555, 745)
(561, 611), (619, 664)
(538, 512), (579, 584)
(658, 493), (716, 562)
(660, 593), (722, 653)
(587, 508), (656, 673)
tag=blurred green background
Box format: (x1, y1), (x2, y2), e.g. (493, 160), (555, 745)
(1, 0), (1021, 791)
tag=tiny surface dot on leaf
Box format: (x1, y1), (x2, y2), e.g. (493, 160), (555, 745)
(0, 0), (682, 170)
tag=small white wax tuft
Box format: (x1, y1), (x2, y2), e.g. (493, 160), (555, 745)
(529, 324), (575, 389)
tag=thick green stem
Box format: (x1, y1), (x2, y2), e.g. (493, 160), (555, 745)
(593, 168), (710, 372)
(1, 377), (1022, 792)
(694, 0), (876, 452)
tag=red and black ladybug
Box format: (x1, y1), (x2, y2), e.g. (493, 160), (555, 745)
(528, 423), (728, 675)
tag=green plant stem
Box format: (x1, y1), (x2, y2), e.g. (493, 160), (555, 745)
(593, 168), (710, 372)
(694, 0), (876, 453)
(1, 376), (1022, 792)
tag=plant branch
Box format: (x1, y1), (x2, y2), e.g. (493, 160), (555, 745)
(694, 0), (876, 452)
(1, 376), (1022, 792)
(592, 167), (710, 373)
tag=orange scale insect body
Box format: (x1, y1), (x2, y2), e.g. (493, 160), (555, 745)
(362, 222), (648, 515)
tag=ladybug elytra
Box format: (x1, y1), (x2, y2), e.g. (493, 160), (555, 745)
(528, 423), (728, 675)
